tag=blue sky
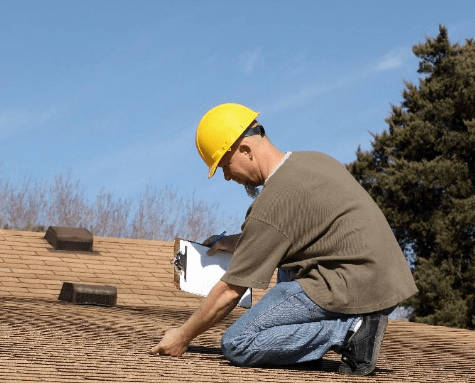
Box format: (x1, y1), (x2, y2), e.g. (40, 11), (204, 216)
(1, 1), (475, 231)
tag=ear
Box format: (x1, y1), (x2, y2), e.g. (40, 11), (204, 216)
(239, 144), (252, 159)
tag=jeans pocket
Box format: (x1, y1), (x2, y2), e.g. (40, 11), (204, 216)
(308, 304), (328, 321)
(297, 291), (330, 321)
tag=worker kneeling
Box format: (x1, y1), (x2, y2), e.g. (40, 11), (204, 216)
(151, 103), (417, 376)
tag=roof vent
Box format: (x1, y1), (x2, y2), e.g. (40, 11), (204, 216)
(58, 282), (117, 307)
(45, 226), (93, 252)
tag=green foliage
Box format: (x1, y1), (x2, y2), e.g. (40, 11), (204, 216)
(348, 25), (475, 329)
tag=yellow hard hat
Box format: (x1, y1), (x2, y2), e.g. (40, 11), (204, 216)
(196, 103), (259, 178)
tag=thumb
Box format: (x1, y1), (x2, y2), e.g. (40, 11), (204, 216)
(206, 244), (219, 256)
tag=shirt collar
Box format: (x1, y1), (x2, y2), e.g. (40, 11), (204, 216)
(265, 151), (292, 183)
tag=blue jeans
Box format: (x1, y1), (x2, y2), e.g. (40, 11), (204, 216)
(221, 274), (361, 367)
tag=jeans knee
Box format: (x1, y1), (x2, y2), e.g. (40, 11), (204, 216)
(221, 329), (255, 367)
(221, 330), (239, 363)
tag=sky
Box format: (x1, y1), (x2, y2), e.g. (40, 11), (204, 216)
(1, 0), (475, 232)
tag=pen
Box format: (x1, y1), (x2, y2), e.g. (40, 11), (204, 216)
(207, 231), (226, 247)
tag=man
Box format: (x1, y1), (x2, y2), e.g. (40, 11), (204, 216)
(150, 103), (418, 376)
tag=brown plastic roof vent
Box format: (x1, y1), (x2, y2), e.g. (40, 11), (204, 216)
(59, 282), (117, 307)
(45, 226), (93, 251)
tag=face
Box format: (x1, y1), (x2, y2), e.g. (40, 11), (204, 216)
(219, 144), (251, 184)
(219, 142), (262, 198)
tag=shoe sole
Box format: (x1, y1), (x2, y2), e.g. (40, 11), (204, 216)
(338, 314), (389, 376)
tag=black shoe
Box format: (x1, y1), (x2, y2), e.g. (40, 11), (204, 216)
(338, 313), (388, 376)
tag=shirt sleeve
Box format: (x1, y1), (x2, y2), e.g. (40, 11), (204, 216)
(221, 217), (292, 289)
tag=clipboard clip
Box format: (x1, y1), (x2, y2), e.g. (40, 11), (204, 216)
(171, 245), (187, 281)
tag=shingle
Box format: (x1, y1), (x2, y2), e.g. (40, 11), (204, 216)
(0, 228), (474, 383)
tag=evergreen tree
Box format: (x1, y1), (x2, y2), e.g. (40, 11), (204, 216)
(347, 25), (475, 329)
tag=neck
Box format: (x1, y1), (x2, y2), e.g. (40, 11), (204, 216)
(240, 135), (284, 185)
(259, 145), (285, 184)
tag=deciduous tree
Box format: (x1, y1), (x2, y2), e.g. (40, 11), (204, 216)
(0, 172), (240, 243)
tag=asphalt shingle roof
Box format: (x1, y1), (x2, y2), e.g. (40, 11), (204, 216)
(1, 228), (474, 382)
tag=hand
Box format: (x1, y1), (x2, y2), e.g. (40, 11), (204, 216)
(203, 234), (241, 256)
(150, 328), (190, 357)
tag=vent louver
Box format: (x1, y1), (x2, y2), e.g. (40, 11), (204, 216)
(45, 226), (93, 252)
(59, 282), (117, 307)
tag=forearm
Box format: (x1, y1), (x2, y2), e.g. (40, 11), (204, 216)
(179, 280), (246, 342)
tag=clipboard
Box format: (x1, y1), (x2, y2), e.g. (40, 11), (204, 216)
(172, 237), (252, 308)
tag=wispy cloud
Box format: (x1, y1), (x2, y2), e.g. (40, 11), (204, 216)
(0, 111), (29, 139)
(0, 106), (60, 140)
(374, 46), (412, 72)
(264, 84), (330, 114)
(259, 46), (414, 116)
(263, 73), (363, 115)
(239, 49), (263, 75)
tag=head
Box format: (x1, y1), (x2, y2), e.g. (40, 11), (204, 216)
(217, 121), (267, 198)
(195, 103), (259, 179)
(196, 103), (280, 198)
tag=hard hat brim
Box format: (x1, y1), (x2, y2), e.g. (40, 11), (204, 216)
(208, 161), (219, 179)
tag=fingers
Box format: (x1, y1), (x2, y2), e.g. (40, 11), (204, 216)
(150, 344), (172, 356)
(206, 235), (240, 255)
(202, 235), (214, 246)
(150, 343), (188, 357)
(149, 345), (160, 355)
(150, 328), (189, 357)
(202, 235), (216, 246)
(206, 244), (219, 256)
(205, 234), (225, 255)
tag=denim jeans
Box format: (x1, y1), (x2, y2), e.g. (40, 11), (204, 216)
(221, 274), (361, 367)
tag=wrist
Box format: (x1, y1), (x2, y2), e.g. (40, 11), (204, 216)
(178, 324), (195, 344)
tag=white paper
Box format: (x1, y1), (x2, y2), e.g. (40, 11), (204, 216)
(177, 239), (252, 308)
